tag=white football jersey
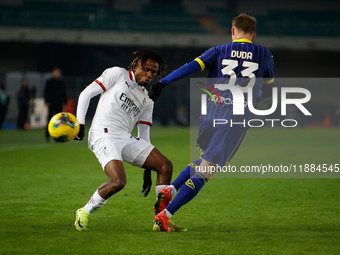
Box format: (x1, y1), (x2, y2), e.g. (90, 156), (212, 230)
(89, 67), (153, 139)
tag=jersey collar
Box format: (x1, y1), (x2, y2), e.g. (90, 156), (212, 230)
(233, 38), (252, 43)
(129, 71), (136, 82)
(130, 71), (146, 91)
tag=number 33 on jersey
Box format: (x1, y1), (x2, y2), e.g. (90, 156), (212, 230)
(196, 38), (274, 93)
(195, 38), (274, 123)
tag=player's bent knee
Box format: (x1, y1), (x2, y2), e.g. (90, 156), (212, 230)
(109, 179), (126, 192)
(161, 159), (173, 176)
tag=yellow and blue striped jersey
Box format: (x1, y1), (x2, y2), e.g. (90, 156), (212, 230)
(196, 38), (274, 124)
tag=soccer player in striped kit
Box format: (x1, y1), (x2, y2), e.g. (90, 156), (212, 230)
(149, 14), (275, 231)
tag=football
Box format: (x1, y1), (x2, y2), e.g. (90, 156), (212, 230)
(48, 112), (80, 142)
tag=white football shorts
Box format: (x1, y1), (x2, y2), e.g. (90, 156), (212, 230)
(89, 135), (154, 170)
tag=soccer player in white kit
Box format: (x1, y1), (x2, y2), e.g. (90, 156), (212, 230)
(74, 49), (175, 231)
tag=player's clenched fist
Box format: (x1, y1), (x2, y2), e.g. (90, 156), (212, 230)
(142, 169), (152, 197)
(148, 81), (165, 101)
(74, 124), (85, 141)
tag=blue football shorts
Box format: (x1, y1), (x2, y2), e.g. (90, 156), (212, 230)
(196, 120), (247, 167)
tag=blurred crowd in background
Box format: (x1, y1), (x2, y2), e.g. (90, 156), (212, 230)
(0, 0), (339, 130)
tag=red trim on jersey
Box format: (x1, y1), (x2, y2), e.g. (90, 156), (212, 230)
(129, 71), (134, 81)
(137, 121), (152, 126)
(95, 79), (106, 91)
(142, 87), (145, 91)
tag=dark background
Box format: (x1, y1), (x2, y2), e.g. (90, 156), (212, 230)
(0, 0), (339, 126)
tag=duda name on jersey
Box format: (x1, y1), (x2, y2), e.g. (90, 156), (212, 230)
(231, 50), (253, 60)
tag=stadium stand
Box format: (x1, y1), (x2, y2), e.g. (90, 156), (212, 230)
(0, 0), (339, 127)
(0, 1), (206, 33)
(0, 0), (339, 36)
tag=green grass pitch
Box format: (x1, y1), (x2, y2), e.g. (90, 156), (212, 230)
(0, 127), (339, 254)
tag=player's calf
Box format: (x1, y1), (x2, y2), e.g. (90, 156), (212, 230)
(106, 179), (126, 197)
(156, 158), (173, 184)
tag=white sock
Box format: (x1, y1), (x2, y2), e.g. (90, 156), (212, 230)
(84, 189), (107, 215)
(155, 185), (168, 197)
(164, 209), (172, 218)
(169, 185), (177, 197)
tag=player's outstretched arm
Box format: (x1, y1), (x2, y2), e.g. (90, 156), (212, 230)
(148, 60), (202, 101)
(74, 82), (102, 141)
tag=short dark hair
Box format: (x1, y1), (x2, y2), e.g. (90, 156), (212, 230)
(232, 13), (256, 34)
(128, 49), (166, 77)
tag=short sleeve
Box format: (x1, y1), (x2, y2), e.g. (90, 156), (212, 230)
(196, 47), (217, 71)
(137, 101), (154, 126)
(94, 67), (124, 91)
